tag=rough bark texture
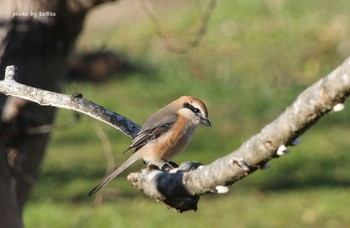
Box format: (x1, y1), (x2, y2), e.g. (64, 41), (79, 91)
(0, 0), (116, 227)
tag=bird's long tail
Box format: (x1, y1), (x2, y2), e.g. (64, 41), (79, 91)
(88, 153), (141, 197)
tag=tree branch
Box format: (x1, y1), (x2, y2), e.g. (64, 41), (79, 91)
(0, 66), (140, 138)
(1, 57), (350, 212)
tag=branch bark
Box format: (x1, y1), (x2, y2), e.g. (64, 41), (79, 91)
(1, 66), (140, 138)
(1, 57), (350, 212)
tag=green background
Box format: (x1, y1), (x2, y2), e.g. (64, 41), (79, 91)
(24, 0), (350, 227)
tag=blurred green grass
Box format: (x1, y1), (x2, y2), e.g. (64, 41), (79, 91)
(24, 0), (350, 227)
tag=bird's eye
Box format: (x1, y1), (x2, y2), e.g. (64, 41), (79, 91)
(183, 102), (201, 115)
(194, 108), (200, 114)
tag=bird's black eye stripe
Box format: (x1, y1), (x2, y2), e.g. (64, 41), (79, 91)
(184, 103), (201, 115)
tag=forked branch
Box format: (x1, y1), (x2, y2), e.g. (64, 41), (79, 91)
(1, 58), (350, 212)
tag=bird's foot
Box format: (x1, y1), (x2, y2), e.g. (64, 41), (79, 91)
(161, 160), (178, 172)
(145, 160), (178, 172)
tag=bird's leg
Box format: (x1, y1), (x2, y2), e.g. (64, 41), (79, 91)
(143, 160), (164, 170)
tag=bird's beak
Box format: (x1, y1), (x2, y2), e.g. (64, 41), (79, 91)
(201, 117), (211, 127)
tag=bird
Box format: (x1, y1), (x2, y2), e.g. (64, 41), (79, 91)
(88, 96), (211, 197)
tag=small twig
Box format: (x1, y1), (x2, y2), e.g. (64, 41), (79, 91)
(93, 124), (115, 205)
(140, 0), (216, 54)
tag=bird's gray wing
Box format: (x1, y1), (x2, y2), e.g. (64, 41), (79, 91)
(123, 122), (175, 153)
(124, 109), (178, 153)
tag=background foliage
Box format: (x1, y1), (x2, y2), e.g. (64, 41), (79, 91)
(24, 0), (350, 227)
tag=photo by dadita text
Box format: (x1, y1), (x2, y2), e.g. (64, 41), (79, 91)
(12, 11), (56, 18)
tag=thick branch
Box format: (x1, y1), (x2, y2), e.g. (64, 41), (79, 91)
(181, 57), (350, 195)
(126, 57), (350, 210)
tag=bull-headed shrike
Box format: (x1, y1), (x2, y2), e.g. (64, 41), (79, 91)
(88, 96), (211, 197)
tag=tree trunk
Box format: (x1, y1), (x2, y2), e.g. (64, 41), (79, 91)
(0, 0), (115, 226)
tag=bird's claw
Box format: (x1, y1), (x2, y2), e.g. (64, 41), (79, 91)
(161, 161), (178, 172)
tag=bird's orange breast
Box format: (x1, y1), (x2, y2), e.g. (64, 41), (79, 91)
(157, 116), (195, 160)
